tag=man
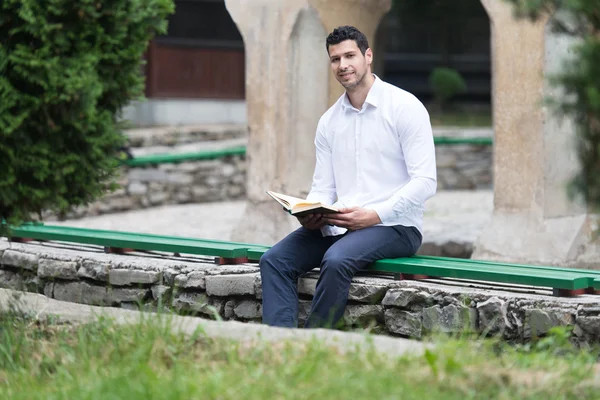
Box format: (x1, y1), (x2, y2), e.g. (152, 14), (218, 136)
(260, 25), (437, 329)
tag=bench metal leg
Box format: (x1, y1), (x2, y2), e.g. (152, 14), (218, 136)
(104, 247), (134, 254)
(394, 273), (432, 281)
(552, 288), (586, 297)
(10, 237), (42, 243)
(215, 257), (249, 265)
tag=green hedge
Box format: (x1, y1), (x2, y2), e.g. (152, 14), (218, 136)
(0, 0), (174, 231)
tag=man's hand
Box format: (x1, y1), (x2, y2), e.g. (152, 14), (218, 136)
(322, 207), (381, 231)
(297, 213), (326, 230)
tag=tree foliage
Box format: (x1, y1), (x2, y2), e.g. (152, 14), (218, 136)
(505, 0), (600, 210)
(0, 0), (174, 231)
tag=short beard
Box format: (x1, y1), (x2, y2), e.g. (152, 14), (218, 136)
(341, 70), (366, 90)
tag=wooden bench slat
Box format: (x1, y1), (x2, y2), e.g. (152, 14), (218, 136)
(31, 224), (271, 252)
(415, 255), (600, 277)
(371, 258), (591, 290)
(9, 225), (250, 258)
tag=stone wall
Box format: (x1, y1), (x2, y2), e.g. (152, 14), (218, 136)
(50, 156), (247, 220)
(436, 144), (492, 190)
(1, 240), (598, 346)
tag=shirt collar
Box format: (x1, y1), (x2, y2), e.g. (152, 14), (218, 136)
(341, 73), (381, 111)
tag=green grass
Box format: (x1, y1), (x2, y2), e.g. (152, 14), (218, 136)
(0, 310), (598, 400)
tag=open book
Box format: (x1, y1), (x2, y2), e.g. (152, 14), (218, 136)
(266, 191), (339, 217)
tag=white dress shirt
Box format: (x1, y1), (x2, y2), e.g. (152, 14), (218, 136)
(306, 75), (437, 237)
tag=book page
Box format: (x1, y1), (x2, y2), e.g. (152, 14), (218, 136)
(267, 191), (317, 209)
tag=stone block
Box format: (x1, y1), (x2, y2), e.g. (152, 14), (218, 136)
(524, 309), (574, 338)
(109, 269), (160, 286)
(224, 300), (236, 319)
(44, 282), (54, 298)
(191, 186), (210, 200)
(24, 276), (44, 294)
(254, 275), (262, 300)
(205, 273), (257, 296)
(38, 259), (78, 280)
(174, 271), (206, 289)
(348, 284), (388, 304)
(477, 297), (508, 335)
(298, 277), (317, 296)
(382, 288), (433, 308)
(179, 162), (203, 173)
(151, 285), (172, 301)
(53, 282), (109, 306)
(344, 305), (383, 326)
(0, 269), (24, 290)
(107, 197), (135, 211)
(221, 164), (237, 178)
(1, 250), (39, 271)
(205, 175), (221, 187)
(422, 304), (475, 333)
(163, 269), (178, 286)
(574, 316), (600, 340)
(77, 260), (111, 282)
(167, 173), (194, 185)
(233, 300), (262, 319)
(175, 191), (192, 203)
(384, 309), (422, 338)
(127, 182), (148, 195)
(171, 292), (224, 317)
(226, 185), (244, 198)
(435, 151), (457, 168)
(128, 168), (168, 182)
(149, 192), (170, 205)
(298, 300), (313, 327)
(107, 287), (149, 304)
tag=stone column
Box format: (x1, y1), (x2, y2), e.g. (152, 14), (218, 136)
(225, 0), (391, 245)
(473, 0), (599, 267)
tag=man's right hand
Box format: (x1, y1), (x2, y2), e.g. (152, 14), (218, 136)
(297, 213), (326, 230)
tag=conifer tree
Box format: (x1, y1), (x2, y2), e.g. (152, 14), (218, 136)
(0, 0), (174, 232)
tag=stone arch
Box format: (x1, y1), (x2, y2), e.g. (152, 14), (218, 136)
(377, 0), (492, 107)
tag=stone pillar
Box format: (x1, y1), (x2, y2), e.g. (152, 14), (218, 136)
(225, 0), (391, 245)
(473, 0), (599, 267)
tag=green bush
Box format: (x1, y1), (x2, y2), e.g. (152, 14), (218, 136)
(429, 67), (467, 107)
(0, 0), (174, 232)
(505, 0), (600, 210)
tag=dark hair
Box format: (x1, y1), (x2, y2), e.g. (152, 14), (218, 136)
(325, 25), (369, 55)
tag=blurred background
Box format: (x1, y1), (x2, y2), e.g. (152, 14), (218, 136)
(122, 0), (492, 128)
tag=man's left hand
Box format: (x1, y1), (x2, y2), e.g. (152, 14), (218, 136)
(322, 207), (381, 231)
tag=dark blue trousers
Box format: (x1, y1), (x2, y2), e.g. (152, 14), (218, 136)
(259, 225), (422, 328)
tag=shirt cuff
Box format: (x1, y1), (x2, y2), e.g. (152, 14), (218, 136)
(320, 225), (347, 237)
(369, 201), (395, 225)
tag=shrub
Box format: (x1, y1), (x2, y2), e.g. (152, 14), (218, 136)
(429, 67), (467, 108)
(0, 0), (174, 232)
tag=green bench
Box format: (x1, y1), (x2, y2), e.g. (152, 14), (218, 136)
(123, 146), (246, 167)
(121, 137), (492, 168)
(7, 224), (264, 264)
(4, 223), (598, 297)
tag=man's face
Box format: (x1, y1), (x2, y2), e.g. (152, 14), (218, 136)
(328, 40), (372, 90)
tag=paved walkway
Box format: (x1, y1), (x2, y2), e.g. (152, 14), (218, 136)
(53, 190), (494, 247)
